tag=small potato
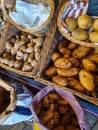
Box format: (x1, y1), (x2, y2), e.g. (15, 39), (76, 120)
(53, 125), (64, 130)
(52, 76), (69, 86)
(73, 46), (91, 59)
(46, 118), (54, 129)
(35, 102), (41, 115)
(54, 58), (72, 69)
(57, 68), (79, 77)
(82, 58), (96, 72)
(41, 95), (49, 108)
(88, 54), (98, 64)
(72, 117), (78, 127)
(58, 40), (68, 53)
(63, 53), (70, 59)
(79, 69), (95, 91)
(39, 110), (54, 123)
(69, 57), (80, 67)
(91, 91), (97, 98)
(66, 125), (80, 130)
(44, 66), (57, 78)
(48, 92), (60, 100)
(57, 98), (68, 105)
(58, 106), (68, 114)
(53, 111), (60, 125)
(51, 52), (61, 61)
(61, 114), (71, 127)
(67, 42), (77, 50)
(67, 77), (85, 91)
(48, 103), (55, 112)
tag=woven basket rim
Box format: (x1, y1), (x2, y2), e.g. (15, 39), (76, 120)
(36, 77), (98, 106)
(57, 0), (98, 48)
(0, 79), (16, 118)
(1, 0), (55, 34)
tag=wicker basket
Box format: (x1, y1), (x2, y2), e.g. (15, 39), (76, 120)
(57, 0), (98, 48)
(1, 0), (55, 36)
(36, 25), (98, 106)
(0, 79), (16, 124)
(0, 0), (63, 78)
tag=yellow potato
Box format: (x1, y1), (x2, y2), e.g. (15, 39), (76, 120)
(57, 68), (79, 77)
(58, 40), (68, 54)
(54, 58), (72, 69)
(67, 77), (84, 91)
(48, 92), (60, 100)
(52, 76), (69, 86)
(69, 57), (80, 67)
(51, 52), (61, 61)
(82, 58), (96, 72)
(67, 42), (77, 50)
(79, 69), (95, 91)
(44, 66), (57, 78)
(72, 46), (91, 59)
(88, 54), (98, 64)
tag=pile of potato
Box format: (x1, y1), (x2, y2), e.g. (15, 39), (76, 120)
(35, 91), (80, 130)
(0, 31), (45, 72)
(44, 39), (98, 97)
(65, 14), (98, 43)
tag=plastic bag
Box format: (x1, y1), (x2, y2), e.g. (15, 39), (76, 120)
(30, 86), (89, 130)
(2, 84), (33, 125)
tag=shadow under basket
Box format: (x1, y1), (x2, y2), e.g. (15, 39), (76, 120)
(36, 21), (98, 106)
(0, 79), (16, 124)
(1, 0), (55, 36)
(57, 0), (98, 48)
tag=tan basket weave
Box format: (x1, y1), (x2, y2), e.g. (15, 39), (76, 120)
(36, 24), (98, 106)
(57, 0), (98, 48)
(0, 79), (16, 124)
(1, 0), (54, 36)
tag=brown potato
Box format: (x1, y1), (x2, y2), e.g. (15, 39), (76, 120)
(58, 106), (68, 114)
(61, 114), (71, 127)
(59, 48), (71, 55)
(39, 110), (54, 123)
(53, 111), (60, 125)
(41, 95), (49, 108)
(95, 75), (98, 87)
(58, 40), (68, 54)
(48, 103), (55, 112)
(54, 58), (72, 69)
(91, 91), (97, 98)
(48, 92), (60, 100)
(63, 53), (70, 59)
(57, 68), (79, 77)
(66, 125), (80, 130)
(46, 118), (54, 129)
(67, 77), (84, 91)
(57, 98), (68, 105)
(35, 102), (42, 115)
(72, 117), (78, 127)
(52, 125), (65, 130)
(88, 54), (98, 64)
(44, 66), (57, 78)
(67, 42), (77, 50)
(51, 52), (61, 61)
(69, 57), (80, 67)
(72, 46), (91, 59)
(52, 76), (69, 86)
(82, 58), (96, 72)
(79, 69), (95, 91)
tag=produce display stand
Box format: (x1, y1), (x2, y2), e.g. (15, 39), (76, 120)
(0, 1), (98, 128)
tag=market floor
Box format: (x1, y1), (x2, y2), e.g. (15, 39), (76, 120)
(0, 111), (98, 130)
